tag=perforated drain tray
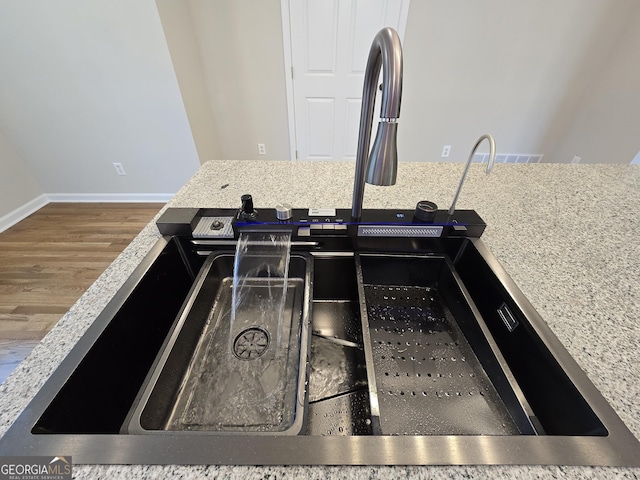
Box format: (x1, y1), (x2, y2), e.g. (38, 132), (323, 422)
(123, 253), (312, 435)
(356, 253), (538, 436)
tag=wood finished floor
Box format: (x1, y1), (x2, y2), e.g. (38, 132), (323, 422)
(0, 203), (163, 383)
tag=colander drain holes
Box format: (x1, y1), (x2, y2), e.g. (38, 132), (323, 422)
(233, 327), (270, 360)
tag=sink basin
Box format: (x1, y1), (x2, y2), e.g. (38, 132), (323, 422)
(1, 231), (639, 466)
(357, 253), (535, 436)
(356, 252), (605, 437)
(125, 253), (312, 435)
(307, 254), (371, 436)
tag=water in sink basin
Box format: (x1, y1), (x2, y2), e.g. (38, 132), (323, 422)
(123, 251), (311, 435)
(230, 230), (292, 352)
(164, 230), (303, 432)
(169, 277), (303, 431)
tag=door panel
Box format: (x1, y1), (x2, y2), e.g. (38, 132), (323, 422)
(304, 1), (339, 73)
(289, 0), (409, 161)
(306, 98), (335, 158)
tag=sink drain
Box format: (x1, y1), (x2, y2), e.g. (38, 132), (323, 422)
(233, 327), (270, 360)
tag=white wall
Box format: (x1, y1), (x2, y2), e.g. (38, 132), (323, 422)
(400, 0), (636, 163)
(155, 0), (221, 163)
(157, 0), (291, 161)
(0, 0), (200, 197)
(158, 0), (640, 164)
(190, 0), (290, 161)
(542, 2), (640, 164)
(0, 131), (44, 220)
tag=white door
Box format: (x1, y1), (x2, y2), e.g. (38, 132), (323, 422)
(284, 0), (410, 160)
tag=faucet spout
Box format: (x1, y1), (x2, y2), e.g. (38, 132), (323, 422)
(448, 134), (496, 216)
(351, 27), (403, 220)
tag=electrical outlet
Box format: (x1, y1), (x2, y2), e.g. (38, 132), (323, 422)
(571, 155), (581, 164)
(441, 145), (451, 158)
(113, 162), (126, 175)
(258, 143), (266, 155)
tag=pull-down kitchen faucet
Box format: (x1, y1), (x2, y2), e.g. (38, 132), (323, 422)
(351, 27), (403, 220)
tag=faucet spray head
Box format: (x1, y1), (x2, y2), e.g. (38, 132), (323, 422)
(366, 119), (398, 186)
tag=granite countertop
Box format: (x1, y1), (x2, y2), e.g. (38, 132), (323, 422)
(1, 160), (639, 478)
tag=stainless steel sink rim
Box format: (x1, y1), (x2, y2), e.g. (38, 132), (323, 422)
(0, 235), (639, 466)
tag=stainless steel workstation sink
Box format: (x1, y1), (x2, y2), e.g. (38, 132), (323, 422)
(1, 203), (639, 466)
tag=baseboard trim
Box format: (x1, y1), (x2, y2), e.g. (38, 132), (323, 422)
(0, 194), (49, 233)
(46, 193), (174, 203)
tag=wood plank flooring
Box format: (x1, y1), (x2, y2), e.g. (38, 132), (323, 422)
(0, 203), (163, 383)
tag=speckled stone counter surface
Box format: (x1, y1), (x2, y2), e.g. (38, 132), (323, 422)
(1, 160), (639, 479)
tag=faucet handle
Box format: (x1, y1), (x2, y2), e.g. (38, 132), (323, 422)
(414, 200), (438, 222)
(239, 194), (258, 220)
